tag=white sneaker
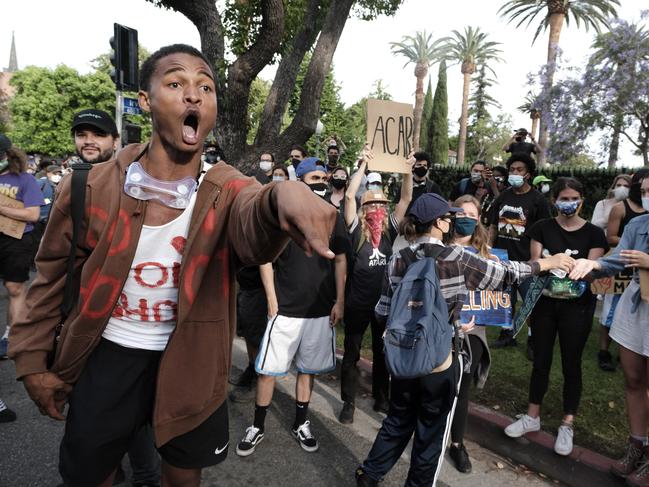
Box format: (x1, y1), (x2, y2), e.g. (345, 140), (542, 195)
(554, 424), (574, 456)
(504, 414), (541, 438)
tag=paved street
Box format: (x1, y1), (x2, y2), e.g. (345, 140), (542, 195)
(0, 287), (558, 486)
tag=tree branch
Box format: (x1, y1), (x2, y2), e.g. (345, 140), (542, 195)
(254, 0), (322, 150)
(277, 0), (355, 159)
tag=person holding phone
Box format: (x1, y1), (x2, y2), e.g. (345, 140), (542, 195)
(503, 128), (541, 158)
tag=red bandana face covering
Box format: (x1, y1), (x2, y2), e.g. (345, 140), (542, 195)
(364, 207), (387, 249)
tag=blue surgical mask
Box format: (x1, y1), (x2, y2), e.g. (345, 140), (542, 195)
(508, 175), (525, 188)
(555, 200), (581, 217)
(454, 216), (478, 236)
(272, 175), (285, 182)
(368, 183), (382, 192)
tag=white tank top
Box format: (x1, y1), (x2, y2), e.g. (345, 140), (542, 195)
(102, 189), (198, 351)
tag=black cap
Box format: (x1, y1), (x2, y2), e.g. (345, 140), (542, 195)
(0, 134), (11, 155)
(407, 193), (463, 224)
(71, 109), (118, 136)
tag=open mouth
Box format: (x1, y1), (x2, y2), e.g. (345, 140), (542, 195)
(182, 111), (200, 145)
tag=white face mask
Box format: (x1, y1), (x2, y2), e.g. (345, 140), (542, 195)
(50, 174), (62, 184)
(642, 197), (649, 212)
(260, 161), (273, 172)
(540, 183), (550, 194)
(272, 175), (285, 182)
(613, 186), (629, 201)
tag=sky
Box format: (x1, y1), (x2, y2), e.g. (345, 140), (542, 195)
(3, 0), (647, 166)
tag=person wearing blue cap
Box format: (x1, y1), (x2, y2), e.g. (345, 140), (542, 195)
(355, 192), (576, 487)
(236, 157), (350, 457)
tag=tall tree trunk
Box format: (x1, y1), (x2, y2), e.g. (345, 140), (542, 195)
(412, 63), (427, 151)
(608, 114), (623, 168)
(538, 12), (564, 166)
(457, 68), (472, 165)
(531, 115), (539, 141)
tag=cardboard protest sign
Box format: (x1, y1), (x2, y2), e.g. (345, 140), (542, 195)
(366, 99), (413, 174)
(460, 248), (513, 327)
(0, 193), (26, 239)
(590, 273), (633, 294)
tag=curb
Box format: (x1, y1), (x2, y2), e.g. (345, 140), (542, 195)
(335, 348), (623, 487)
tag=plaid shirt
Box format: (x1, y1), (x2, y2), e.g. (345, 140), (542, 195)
(375, 237), (540, 325)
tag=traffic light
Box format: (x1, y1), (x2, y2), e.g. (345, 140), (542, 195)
(122, 123), (142, 145)
(109, 23), (139, 91)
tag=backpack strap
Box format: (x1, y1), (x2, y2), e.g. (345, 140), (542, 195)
(59, 163), (92, 319)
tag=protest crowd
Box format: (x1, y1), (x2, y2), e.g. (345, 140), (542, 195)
(0, 44), (649, 487)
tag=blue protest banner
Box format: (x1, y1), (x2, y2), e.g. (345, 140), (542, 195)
(460, 248), (512, 327)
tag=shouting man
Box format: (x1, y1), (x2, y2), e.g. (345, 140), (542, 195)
(9, 44), (336, 487)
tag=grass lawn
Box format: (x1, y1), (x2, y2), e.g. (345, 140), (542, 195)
(337, 318), (628, 458)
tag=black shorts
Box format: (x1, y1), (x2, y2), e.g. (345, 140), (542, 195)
(0, 231), (33, 283)
(236, 287), (268, 346)
(59, 339), (229, 487)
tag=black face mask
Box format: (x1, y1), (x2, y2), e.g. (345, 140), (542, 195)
(330, 178), (347, 190)
(291, 157), (301, 169)
(327, 154), (339, 165)
(306, 182), (328, 198)
(413, 166), (428, 178)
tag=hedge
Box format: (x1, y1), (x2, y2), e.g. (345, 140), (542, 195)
(429, 164), (635, 220)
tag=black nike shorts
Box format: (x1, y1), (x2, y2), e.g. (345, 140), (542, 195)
(59, 339), (229, 486)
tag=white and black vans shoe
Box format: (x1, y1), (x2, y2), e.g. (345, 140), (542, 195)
(292, 420), (319, 452)
(236, 426), (264, 457)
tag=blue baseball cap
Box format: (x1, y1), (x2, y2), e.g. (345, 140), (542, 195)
(407, 193), (462, 224)
(296, 157), (326, 179)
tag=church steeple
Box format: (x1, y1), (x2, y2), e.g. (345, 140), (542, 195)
(7, 32), (17, 72)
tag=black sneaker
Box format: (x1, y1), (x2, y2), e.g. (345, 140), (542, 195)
(492, 330), (517, 348)
(449, 443), (472, 473)
(292, 420), (319, 452)
(598, 350), (616, 372)
(355, 468), (379, 487)
(0, 407), (16, 423)
(526, 339), (534, 362)
(339, 402), (355, 424)
(229, 364), (257, 387)
(373, 398), (389, 414)
(236, 426), (264, 457)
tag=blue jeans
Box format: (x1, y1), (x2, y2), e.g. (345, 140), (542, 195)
(361, 357), (461, 486)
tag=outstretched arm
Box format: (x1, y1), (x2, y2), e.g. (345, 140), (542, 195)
(393, 152), (415, 224)
(345, 148), (370, 228)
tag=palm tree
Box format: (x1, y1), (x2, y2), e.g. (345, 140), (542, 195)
(518, 91), (542, 140)
(589, 21), (649, 167)
(391, 31), (445, 151)
(499, 0), (620, 165)
(443, 26), (502, 165)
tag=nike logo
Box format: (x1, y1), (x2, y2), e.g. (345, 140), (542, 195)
(214, 442), (229, 455)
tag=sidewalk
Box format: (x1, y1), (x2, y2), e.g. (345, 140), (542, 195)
(343, 348), (625, 487)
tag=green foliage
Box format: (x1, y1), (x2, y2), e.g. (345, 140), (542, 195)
(442, 26), (503, 74)
(247, 77), (272, 144)
(390, 30), (444, 69)
(465, 114), (513, 164)
(8, 66), (114, 156)
(431, 162), (630, 219)
(420, 78), (433, 153)
(429, 60), (449, 164)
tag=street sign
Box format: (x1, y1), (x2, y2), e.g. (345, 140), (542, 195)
(123, 97), (142, 115)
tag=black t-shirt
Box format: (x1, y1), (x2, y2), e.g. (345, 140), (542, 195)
(236, 266), (263, 290)
(398, 178), (443, 213)
(489, 187), (551, 261)
(527, 218), (609, 299)
(506, 141), (536, 155)
(274, 213), (350, 318)
(346, 214), (398, 310)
